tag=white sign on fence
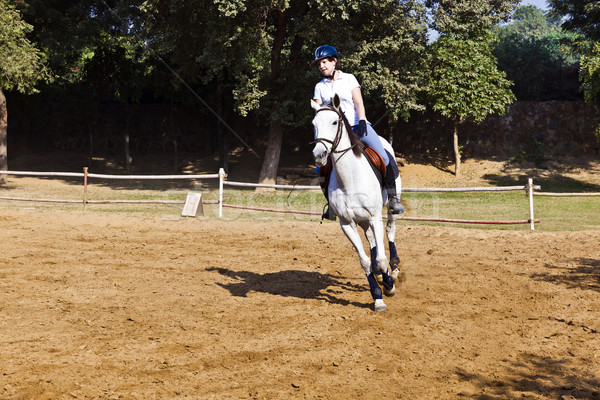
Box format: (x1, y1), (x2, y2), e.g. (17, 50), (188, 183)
(182, 192), (204, 217)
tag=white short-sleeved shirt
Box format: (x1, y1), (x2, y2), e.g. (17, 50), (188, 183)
(313, 71), (361, 126)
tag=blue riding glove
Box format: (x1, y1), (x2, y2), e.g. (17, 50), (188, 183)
(357, 120), (368, 138)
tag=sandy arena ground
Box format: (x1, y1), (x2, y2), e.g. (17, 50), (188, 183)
(0, 206), (599, 399)
(1, 152), (600, 399)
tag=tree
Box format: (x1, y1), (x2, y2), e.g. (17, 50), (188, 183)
(0, 0), (49, 184)
(427, 0), (520, 37)
(424, 0), (518, 176)
(141, 0), (428, 185)
(549, 0), (600, 102)
(504, 5), (562, 38)
(342, 0), (429, 128)
(493, 5), (581, 100)
(548, 0), (600, 41)
(427, 34), (515, 176)
(580, 42), (600, 102)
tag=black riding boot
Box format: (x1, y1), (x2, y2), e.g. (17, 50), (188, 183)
(384, 161), (404, 215)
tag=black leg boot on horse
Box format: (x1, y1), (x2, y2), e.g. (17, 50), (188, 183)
(383, 157), (404, 215)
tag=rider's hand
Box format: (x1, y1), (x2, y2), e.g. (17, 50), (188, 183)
(357, 120), (367, 137)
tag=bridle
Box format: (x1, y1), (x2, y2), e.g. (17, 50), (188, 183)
(311, 106), (358, 156)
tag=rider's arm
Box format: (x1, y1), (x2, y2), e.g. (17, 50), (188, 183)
(313, 98), (323, 105)
(352, 86), (366, 121)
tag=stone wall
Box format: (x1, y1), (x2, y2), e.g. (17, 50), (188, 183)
(462, 101), (600, 157)
(395, 101), (600, 158)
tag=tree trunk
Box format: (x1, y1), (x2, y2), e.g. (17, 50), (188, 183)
(257, 8), (286, 188)
(453, 117), (462, 177)
(0, 89), (7, 185)
(258, 112), (283, 187)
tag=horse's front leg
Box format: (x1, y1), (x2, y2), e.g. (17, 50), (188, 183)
(364, 225), (386, 283)
(364, 223), (391, 283)
(339, 221), (386, 312)
(363, 224), (378, 275)
(339, 221), (370, 274)
(385, 213), (400, 275)
(370, 218), (395, 297)
(386, 173), (405, 283)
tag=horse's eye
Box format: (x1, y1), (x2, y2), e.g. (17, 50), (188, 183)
(332, 121), (338, 125)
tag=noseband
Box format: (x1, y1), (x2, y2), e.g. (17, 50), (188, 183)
(311, 107), (358, 155)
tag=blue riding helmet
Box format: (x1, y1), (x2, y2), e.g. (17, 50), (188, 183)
(311, 45), (338, 64)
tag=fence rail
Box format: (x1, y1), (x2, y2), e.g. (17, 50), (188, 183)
(534, 192), (600, 197)
(3, 168), (584, 230)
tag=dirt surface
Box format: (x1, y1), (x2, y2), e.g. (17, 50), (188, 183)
(1, 153), (600, 399)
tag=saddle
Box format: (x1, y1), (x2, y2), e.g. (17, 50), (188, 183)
(361, 144), (387, 185)
(319, 144), (395, 190)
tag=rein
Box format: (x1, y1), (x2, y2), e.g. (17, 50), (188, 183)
(311, 107), (359, 155)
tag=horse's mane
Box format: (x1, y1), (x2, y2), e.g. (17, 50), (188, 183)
(339, 109), (363, 157)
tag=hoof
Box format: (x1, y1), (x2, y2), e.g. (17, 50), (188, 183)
(374, 272), (383, 285)
(391, 269), (406, 285)
(383, 284), (396, 297)
(374, 299), (387, 312)
(380, 270), (395, 297)
(390, 256), (401, 270)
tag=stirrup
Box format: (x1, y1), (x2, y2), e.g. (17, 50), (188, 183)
(321, 204), (336, 221)
(388, 197), (404, 214)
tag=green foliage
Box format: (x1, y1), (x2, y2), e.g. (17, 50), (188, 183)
(504, 5), (562, 38)
(0, 0), (50, 93)
(493, 5), (582, 101)
(139, 0), (429, 127)
(342, 0), (429, 122)
(548, 0), (600, 42)
(427, 33), (515, 124)
(427, 0), (520, 37)
(549, 0), (600, 104)
(82, 33), (153, 104)
(17, 0), (106, 84)
(579, 41), (600, 102)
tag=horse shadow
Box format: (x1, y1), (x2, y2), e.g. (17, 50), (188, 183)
(206, 267), (373, 309)
(530, 258), (600, 293)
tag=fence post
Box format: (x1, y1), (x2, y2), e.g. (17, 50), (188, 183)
(528, 178), (535, 230)
(83, 167), (88, 210)
(218, 168), (225, 218)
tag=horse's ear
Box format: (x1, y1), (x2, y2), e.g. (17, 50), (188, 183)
(332, 94), (340, 110)
(311, 99), (320, 112)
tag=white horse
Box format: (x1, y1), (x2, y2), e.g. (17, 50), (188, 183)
(311, 94), (402, 311)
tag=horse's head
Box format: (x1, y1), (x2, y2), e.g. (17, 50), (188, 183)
(311, 94), (344, 167)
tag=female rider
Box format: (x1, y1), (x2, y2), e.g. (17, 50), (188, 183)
(312, 45), (402, 219)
